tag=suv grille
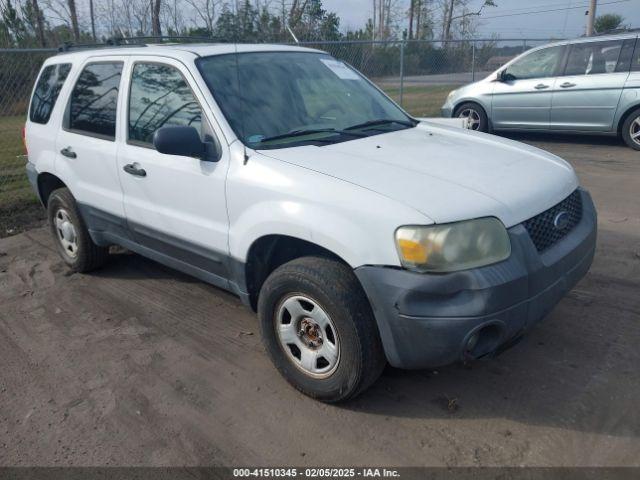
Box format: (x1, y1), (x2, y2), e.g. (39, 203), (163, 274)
(523, 190), (583, 252)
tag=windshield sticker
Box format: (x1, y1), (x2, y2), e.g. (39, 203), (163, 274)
(320, 59), (361, 80)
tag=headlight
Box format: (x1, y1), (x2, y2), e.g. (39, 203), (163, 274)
(395, 218), (511, 273)
(446, 89), (458, 102)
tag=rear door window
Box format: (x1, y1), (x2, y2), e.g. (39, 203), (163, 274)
(67, 62), (123, 140)
(615, 39), (636, 72)
(632, 39), (640, 72)
(29, 63), (72, 124)
(563, 40), (624, 76)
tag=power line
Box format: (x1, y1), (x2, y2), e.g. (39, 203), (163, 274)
(480, 0), (629, 20)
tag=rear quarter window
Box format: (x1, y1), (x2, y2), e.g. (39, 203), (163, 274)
(29, 63), (72, 124)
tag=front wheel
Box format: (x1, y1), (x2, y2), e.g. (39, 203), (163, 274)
(454, 102), (489, 132)
(258, 256), (386, 402)
(621, 108), (640, 151)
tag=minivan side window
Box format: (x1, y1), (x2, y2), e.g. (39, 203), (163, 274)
(128, 62), (202, 145)
(504, 46), (563, 80)
(67, 62), (123, 140)
(632, 39), (640, 72)
(29, 63), (72, 124)
(564, 40), (624, 76)
(615, 39), (636, 72)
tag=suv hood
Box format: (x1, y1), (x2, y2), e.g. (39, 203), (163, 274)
(257, 123), (579, 227)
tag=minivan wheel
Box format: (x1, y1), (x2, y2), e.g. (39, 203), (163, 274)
(258, 256), (386, 402)
(454, 102), (489, 132)
(47, 188), (109, 272)
(622, 109), (640, 151)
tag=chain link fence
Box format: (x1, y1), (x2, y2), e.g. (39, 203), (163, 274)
(0, 38), (556, 237)
(1, 48), (56, 236)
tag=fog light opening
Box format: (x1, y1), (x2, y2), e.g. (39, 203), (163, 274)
(465, 324), (504, 359)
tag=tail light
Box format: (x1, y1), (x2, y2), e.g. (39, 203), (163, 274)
(22, 125), (28, 155)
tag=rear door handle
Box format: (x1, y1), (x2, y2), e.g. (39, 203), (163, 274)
(534, 83), (549, 90)
(560, 82), (576, 88)
(60, 147), (76, 159)
(123, 163), (147, 177)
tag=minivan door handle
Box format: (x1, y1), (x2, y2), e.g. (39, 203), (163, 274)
(123, 163), (147, 177)
(560, 82), (576, 88)
(60, 147), (77, 159)
(534, 83), (549, 90)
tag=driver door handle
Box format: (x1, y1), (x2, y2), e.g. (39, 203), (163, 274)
(534, 83), (549, 90)
(123, 163), (147, 177)
(60, 147), (77, 159)
(560, 82), (576, 88)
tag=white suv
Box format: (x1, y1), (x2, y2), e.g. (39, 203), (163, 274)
(25, 43), (597, 402)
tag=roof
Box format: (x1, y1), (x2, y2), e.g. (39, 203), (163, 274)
(53, 43), (322, 63)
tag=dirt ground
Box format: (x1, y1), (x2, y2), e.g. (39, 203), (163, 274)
(0, 133), (639, 467)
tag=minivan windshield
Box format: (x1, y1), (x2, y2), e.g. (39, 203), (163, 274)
(197, 51), (416, 149)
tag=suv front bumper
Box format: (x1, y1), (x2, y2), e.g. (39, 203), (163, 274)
(355, 189), (597, 369)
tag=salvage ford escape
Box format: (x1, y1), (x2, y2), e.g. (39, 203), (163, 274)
(24, 43), (597, 402)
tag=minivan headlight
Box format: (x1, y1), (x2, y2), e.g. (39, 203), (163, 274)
(395, 218), (511, 273)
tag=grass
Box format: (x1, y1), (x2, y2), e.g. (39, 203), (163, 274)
(0, 115), (43, 237)
(381, 84), (458, 117)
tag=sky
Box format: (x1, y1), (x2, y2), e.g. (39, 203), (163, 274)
(322, 0), (640, 39)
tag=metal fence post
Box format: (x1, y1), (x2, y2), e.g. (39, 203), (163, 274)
(471, 41), (476, 82)
(399, 31), (407, 107)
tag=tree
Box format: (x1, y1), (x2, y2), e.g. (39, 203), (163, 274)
(594, 13), (624, 34)
(30, 0), (46, 46)
(151, 0), (162, 36)
(67, 0), (79, 40)
(183, 0), (219, 34)
(441, 0), (496, 41)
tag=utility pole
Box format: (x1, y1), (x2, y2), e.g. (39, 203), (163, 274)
(586, 0), (597, 36)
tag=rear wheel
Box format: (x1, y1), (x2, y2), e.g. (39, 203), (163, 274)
(621, 108), (640, 151)
(454, 102), (489, 132)
(258, 256), (386, 402)
(47, 188), (109, 272)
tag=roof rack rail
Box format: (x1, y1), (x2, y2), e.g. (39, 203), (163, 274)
(594, 27), (640, 36)
(57, 41), (146, 52)
(111, 35), (227, 44)
(57, 35), (229, 53)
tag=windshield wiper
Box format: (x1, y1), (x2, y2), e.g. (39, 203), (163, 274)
(257, 128), (367, 144)
(344, 118), (416, 131)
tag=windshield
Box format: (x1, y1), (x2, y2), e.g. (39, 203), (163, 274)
(196, 51), (415, 149)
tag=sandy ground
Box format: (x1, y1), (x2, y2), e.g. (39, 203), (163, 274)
(0, 134), (639, 467)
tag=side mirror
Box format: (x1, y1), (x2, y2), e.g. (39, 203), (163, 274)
(153, 126), (219, 162)
(498, 70), (515, 82)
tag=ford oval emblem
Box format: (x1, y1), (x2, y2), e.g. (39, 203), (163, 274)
(553, 211), (570, 230)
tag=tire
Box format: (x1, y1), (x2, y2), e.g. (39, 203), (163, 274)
(258, 256), (386, 402)
(47, 188), (109, 273)
(621, 108), (640, 151)
(454, 102), (489, 133)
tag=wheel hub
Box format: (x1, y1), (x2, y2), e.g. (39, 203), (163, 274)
(299, 318), (323, 349)
(60, 221), (76, 242)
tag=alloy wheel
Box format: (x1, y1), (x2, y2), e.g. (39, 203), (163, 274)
(630, 116), (640, 147)
(458, 108), (481, 130)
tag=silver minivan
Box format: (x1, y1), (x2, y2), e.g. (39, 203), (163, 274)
(441, 33), (640, 150)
